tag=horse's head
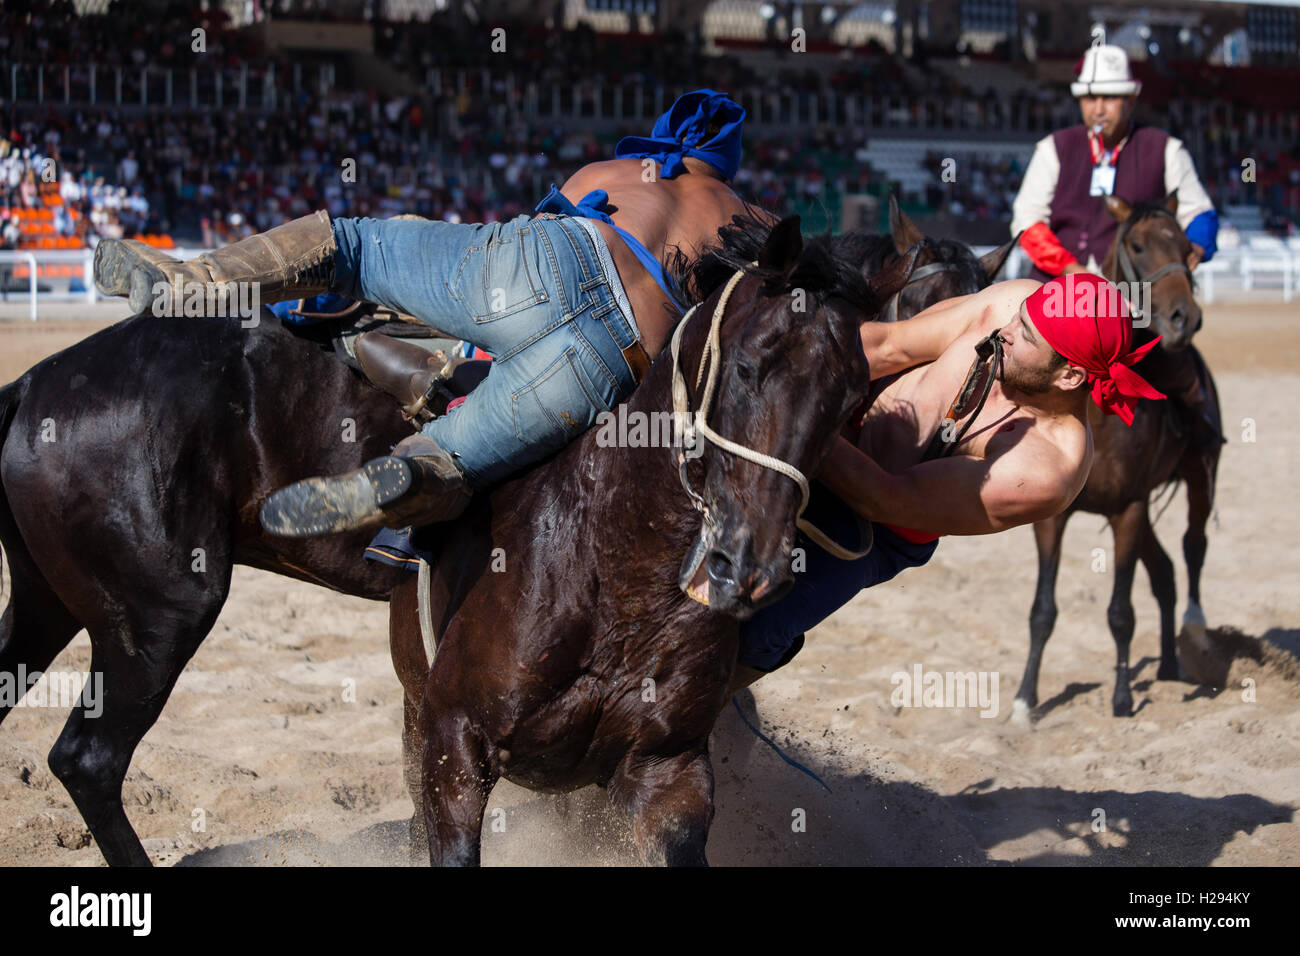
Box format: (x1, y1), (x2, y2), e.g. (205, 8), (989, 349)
(1104, 191), (1202, 350)
(677, 215), (919, 618)
(885, 192), (1018, 320)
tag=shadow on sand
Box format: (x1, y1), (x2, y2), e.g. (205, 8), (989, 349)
(171, 685), (1294, 866)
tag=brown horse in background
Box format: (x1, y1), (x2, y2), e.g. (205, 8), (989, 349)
(1013, 192), (1224, 719)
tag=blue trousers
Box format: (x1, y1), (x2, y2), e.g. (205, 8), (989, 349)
(737, 483), (939, 672)
(331, 213), (642, 487)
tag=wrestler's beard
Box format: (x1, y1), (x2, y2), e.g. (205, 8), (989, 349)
(998, 358), (1057, 394)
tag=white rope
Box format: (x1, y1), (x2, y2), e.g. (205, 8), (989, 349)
(670, 266), (871, 562)
(417, 557), (437, 665)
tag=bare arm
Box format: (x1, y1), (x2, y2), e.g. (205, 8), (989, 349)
(819, 434), (1077, 536)
(858, 279), (1039, 380)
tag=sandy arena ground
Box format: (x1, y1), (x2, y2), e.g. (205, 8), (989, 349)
(0, 300), (1296, 866)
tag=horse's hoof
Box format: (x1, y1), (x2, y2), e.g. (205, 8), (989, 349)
(1008, 699), (1034, 728)
(1156, 661), (1180, 681)
(1112, 698), (1133, 718)
(1181, 602), (1208, 654)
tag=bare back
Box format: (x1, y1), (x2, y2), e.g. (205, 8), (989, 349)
(558, 158), (756, 358)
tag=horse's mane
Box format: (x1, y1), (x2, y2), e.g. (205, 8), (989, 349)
(667, 209), (990, 316)
(666, 207), (884, 313)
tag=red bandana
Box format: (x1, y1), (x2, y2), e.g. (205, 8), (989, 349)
(1023, 274), (1166, 426)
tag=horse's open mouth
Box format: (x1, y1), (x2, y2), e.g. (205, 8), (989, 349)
(686, 554), (712, 606)
(678, 526), (793, 617)
(679, 529), (715, 606)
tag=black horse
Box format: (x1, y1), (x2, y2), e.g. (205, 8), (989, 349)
(0, 313), (417, 866)
(0, 210), (1010, 865)
(1012, 193), (1223, 719)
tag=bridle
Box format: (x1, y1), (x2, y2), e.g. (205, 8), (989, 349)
(1112, 206), (1194, 289)
(668, 266), (871, 561)
(885, 256), (963, 323)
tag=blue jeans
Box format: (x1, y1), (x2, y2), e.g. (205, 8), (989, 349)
(331, 213), (642, 486)
(737, 483), (939, 672)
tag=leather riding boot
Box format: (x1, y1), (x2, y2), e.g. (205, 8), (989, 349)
(354, 331), (492, 422)
(94, 210), (336, 316)
(259, 433), (474, 538)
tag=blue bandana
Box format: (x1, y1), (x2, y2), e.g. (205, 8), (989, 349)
(614, 89), (746, 180)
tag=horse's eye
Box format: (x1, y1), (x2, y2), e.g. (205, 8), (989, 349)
(1130, 241), (1144, 254)
(736, 361), (757, 382)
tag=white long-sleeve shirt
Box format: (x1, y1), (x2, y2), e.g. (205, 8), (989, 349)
(1011, 130), (1215, 237)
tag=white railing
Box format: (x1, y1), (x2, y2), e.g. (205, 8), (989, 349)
(2, 239), (1293, 322)
(0, 249), (97, 320)
(0, 248), (214, 320)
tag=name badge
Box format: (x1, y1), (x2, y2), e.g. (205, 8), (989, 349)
(1090, 165), (1116, 196)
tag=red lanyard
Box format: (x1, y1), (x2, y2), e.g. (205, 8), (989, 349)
(1088, 130), (1126, 167)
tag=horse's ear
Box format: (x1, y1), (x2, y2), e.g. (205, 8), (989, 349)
(868, 241), (922, 306)
(1163, 189), (1179, 215)
(980, 233), (1019, 282)
(758, 215), (802, 276)
(1105, 194), (1132, 222)
(889, 192), (924, 256)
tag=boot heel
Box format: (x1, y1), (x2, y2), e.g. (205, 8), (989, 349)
(260, 463), (402, 537)
(363, 456), (417, 507)
(129, 268), (162, 316)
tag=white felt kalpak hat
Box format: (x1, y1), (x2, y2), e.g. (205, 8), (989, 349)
(1071, 44), (1142, 97)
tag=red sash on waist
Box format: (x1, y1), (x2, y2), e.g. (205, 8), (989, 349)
(879, 522), (942, 545)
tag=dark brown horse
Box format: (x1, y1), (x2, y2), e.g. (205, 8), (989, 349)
(390, 217), (924, 865)
(1013, 192), (1223, 719)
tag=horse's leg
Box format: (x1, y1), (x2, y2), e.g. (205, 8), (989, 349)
(611, 747), (715, 867)
(1012, 511), (1069, 721)
(387, 575), (428, 863)
(46, 592), (226, 866)
(0, 559), (83, 729)
(420, 706), (497, 867)
(1179, 442), (1218, 654)
(1139, 524), (1179, 681)
(1107, 502), (1147, 717)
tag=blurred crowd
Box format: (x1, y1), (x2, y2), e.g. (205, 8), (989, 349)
(0, 0), (1295, 252)
(0, 0), (252, 69)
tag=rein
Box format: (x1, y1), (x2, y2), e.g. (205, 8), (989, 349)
(919, 329), (1004, 462)
(669, 266), (871, 562)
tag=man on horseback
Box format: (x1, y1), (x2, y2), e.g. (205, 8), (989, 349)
(731, 272), (1166, 684)
(1010, 36), (1222, 456)
(92, 90), (759, 536)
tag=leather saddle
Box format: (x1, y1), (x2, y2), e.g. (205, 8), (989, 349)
(312, 300), (489, 423)
(279, 295), (491, 423)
